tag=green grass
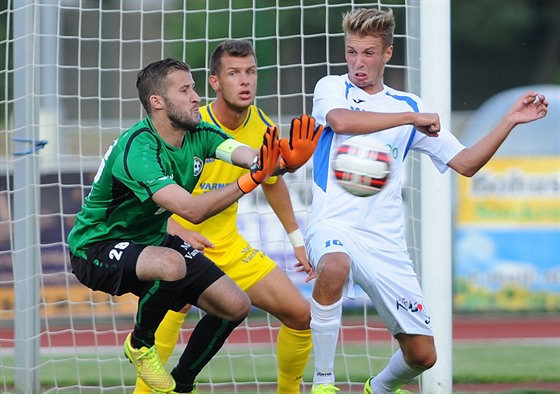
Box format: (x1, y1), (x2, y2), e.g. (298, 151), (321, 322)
(1, 340), (558, 393)
(452, 341), (559, 384)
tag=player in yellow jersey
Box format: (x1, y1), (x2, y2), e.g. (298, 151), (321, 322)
(134, 39), (314, 394)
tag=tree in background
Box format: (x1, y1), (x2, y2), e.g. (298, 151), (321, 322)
(452, 0), (559, 109)
(0, 0), (557, 129)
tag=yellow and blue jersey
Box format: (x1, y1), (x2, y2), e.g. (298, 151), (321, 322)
(172, 102), (277, 247)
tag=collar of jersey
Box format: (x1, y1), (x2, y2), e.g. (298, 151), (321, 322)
(206, 101), (252, 133)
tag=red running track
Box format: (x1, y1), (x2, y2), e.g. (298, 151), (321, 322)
(1, 314), (558, 348)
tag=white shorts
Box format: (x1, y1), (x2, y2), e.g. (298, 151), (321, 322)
(306, 224), (433, 336)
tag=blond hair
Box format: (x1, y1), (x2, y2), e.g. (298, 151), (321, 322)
(342, 8), (395, 49)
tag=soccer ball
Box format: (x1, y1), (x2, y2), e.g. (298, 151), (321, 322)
(332, 135), (392, 197)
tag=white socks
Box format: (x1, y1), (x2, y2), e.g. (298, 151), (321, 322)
(370, 348), (421, 393)
(310, 297), (343, 385)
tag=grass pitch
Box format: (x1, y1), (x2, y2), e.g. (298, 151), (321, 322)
(1, 339), (558, 393)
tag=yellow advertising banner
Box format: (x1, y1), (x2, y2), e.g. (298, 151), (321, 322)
(0, 284), (138, 321)
(456, 156), (559, 226)
(454, 155), (560, 312)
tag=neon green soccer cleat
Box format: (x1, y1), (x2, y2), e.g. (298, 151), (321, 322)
(363, 377), (412, 394)
(311, 383), (340, 393)
(123, 333), (176, 393)
(363, 377), (374, 394)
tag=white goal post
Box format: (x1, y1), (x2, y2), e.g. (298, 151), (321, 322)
(0, 1), (451, 393)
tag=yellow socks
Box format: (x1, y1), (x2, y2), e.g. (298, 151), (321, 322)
(276, 325), (312, 394)
(134, 316), (311, 393)
(133, 310), (187, 394)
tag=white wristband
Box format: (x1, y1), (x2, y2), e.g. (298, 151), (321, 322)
(287, 229), (305, 247)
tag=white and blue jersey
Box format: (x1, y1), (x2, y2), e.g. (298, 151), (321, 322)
(308, 74), (465, 252)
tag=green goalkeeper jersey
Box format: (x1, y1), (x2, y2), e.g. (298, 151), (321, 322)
(67, 116), (231, 257)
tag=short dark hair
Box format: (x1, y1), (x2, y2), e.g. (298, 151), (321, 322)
(136, 58), (191, 114)
(209, 39), (256, 76)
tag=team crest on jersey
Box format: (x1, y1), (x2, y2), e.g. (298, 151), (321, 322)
(193, 156), (203, 176)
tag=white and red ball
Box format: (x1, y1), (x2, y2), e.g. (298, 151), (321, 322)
(332, 135), (392, 197)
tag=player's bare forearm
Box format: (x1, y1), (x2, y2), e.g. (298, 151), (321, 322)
(230, 145), (259, 169)
(154, 183), (245, 224)
(326, 108), (439, 135)
(262, 178), (299, 233)
(449, 118), (517, 177)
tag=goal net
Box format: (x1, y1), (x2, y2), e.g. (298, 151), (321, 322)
(0, 1), (449, 393)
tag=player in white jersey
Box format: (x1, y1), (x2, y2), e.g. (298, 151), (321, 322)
(306, 8), (549, 394)
(310, 82), (465, 252)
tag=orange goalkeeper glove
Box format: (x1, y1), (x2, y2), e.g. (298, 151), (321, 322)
(237, 126), (280, 194)
(279, 114), (324, 173)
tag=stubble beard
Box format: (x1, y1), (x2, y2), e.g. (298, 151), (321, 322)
(166, 99), (199, 131)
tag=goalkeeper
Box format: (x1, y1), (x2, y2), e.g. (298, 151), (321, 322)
(68, 57), (320, 394)
(133, 39), (322, 394)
